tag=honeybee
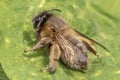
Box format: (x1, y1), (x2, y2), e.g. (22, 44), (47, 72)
(25, 9), (109, 73)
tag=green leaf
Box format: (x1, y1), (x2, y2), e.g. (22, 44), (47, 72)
(0, 0), (120, 80)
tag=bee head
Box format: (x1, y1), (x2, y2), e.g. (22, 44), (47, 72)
(32, 9), (61, 31)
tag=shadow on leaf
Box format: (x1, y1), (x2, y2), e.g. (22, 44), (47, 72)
(22, 30), (49, 67)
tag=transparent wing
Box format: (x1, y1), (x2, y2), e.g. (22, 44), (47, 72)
(74, 29), (109, 52)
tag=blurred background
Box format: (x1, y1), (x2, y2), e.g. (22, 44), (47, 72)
(0, 0), (120, 80)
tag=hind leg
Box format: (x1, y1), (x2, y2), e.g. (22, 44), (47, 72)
(41, 43), (61, 73)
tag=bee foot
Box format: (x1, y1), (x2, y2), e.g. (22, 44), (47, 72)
(40, 66), (49, 72)
(40, 65), (56, 74)
(96, 54), (99, 57)
(24, 50), (27, 53)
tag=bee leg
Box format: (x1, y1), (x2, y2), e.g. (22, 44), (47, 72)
(40, 65), (49, 71)
(83, 41), (99, 57)
(48, 43), (61, 73)
(40, 43), (61, 73)
(24, 37), (50, 53)
(24, 41), (42, 53)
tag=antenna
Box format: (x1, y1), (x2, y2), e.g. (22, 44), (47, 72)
(47, 9), (61, 13)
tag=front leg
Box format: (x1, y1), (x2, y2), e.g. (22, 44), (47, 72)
(48, 43), (61, 73)
(24, 37), (51, 53)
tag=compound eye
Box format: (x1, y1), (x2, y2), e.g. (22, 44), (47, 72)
(37, 17), (41, 21)
(42, 15), (46, 18)
(40, 17), (43, 21)
(32, 19), (40, 29)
